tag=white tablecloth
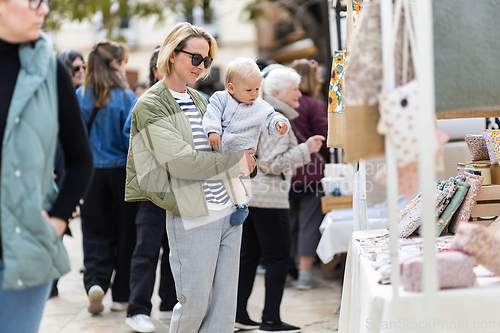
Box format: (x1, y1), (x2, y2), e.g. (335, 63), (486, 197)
(316, 211), (388, 263)
(338, 229), (500, 333)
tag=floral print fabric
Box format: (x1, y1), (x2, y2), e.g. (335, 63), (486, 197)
(400, 250), (476, 292)
(377, 80), (420, 167)
(328, 51), (346, 114)
(397, 180), (458, 238)
(465, 134), (490, 161)
(452, 223), (500, 276)
(448, 173), (484, 233)
(483, 130), (500, 165)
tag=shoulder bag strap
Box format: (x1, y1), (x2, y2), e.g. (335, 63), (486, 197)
(87, 106), (100, 135)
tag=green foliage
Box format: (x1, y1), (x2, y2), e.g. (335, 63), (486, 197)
(244, 0), (268, 21)
(44, 0), (196, 40)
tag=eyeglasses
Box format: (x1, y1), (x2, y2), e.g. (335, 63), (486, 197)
(28, 0), (50, 10)
(179, 50), (213, 69)
(73, 64), (86, 73)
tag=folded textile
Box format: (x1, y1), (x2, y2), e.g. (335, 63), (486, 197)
(398, 179), (458, 238)
(400, 251), (476, 292)
(448, 173), (483, 233)
(434, 181), (469, 236)
(483, 130), (500, 165)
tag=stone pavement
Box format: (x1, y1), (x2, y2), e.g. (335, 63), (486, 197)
(40, 218), (342, 333)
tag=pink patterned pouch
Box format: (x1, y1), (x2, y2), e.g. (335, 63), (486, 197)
(452, 223), (500, 276)
(483, 130), (499, 164)
(400, 250), (476, 292)
(448, 173), (483, 233)
(464, 134), (490, 161)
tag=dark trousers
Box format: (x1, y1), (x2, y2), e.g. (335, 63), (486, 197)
(81, 167), (137, 302)
(236, 207), (291, 323)
(127, 201), (177, 317)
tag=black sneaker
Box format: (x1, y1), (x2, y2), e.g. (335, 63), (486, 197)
(235, 318), (260, 330)
(258, 321), (300, 332)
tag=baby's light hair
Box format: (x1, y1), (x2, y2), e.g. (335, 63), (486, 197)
(224, 58), (261, 89)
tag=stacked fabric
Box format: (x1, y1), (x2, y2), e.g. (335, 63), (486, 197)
(397, 173), (483, 238)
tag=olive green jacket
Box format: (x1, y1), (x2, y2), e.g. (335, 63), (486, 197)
(125, 81), (240, 218)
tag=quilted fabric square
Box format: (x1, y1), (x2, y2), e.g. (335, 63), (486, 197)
(465, 134), (490, 161)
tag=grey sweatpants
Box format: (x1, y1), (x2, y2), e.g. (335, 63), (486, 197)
(166, 207), (242, 333)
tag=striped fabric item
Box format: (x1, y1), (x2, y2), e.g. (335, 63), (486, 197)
(170, 89), (230, 205)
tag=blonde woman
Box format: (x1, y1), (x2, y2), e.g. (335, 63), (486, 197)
(124, 22), (256, 333)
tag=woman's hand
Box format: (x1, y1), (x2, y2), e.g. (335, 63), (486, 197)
(305, 135), (325, 153)
(237, 149), (257, 177)
(41, 210), (67, 237)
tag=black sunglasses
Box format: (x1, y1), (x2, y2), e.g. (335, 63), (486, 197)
(73, 64), (86, 73)
(28, 0), (50, 10)
(179, 50), (213, 69)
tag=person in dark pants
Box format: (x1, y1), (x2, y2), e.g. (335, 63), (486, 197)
(126, 202), (177, 327)
(237, 208), (291, 325)
(77, 40), (138, 314)
(235, 67), (325, 333)
(49, 48), (87, 299)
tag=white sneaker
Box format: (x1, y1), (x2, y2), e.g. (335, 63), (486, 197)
(158, 310), (172, 321)
(87, 285), (104, 314)
(110, 301), (128, 311)
(125, 314), (156, 333)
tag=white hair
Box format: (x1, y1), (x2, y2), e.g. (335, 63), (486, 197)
(262, 67), (301, 98)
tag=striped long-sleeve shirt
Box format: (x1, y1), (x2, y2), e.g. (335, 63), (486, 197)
(170, 89), (230, 205)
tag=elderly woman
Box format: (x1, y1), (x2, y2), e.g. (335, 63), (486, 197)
(0, 0), (93, 332)
(235, 67), (324, 333)
(289, 59), (329, 291)
(124, 22), (256, 333)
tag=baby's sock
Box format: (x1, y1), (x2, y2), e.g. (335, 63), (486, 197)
(230, 204), (249, 227)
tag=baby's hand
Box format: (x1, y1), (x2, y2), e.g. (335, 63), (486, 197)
(208, 132), (222, 151)
(276, 122), (288, 135)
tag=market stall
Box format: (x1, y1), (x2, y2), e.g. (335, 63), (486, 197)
(326, 0), (500, 331)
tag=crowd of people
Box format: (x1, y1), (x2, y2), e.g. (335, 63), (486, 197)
(0, 2), (329, 332)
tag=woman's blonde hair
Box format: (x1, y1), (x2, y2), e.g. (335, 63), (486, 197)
(224, 58), (261, 89)
(290, 59), (323, 98)
(82, 40), (129, 108)
(157, 22), (217, 80)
